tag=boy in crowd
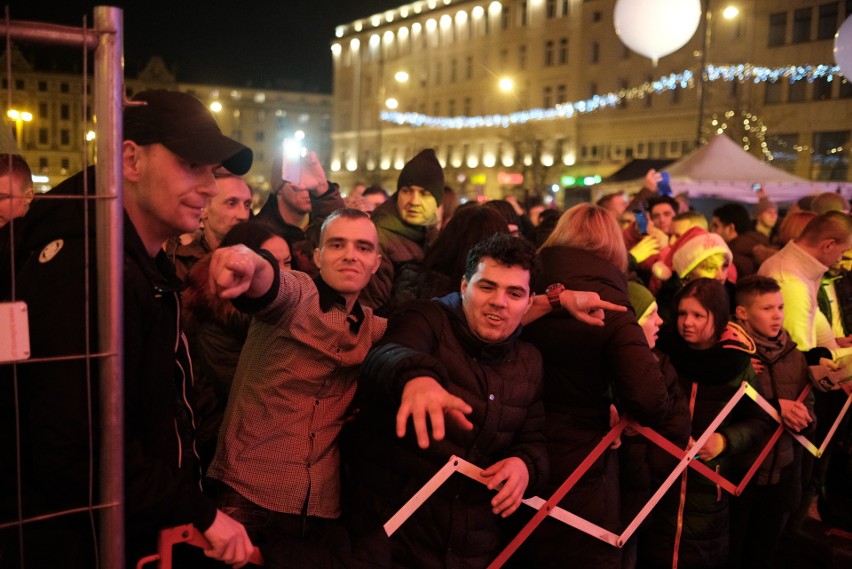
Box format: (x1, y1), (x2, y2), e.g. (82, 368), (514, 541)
(730, 275), (814, 568)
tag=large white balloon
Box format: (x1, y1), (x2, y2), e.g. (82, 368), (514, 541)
(835, 16), (852, 80)
(614, 0), (702, 66)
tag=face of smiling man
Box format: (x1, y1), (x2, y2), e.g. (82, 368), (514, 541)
(460, 257), (533, 343)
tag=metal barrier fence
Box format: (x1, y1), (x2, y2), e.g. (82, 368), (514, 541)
(0, 7), (124, 568)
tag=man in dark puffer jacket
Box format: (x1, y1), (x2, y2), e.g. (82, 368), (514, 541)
(345, 234), (548, 569)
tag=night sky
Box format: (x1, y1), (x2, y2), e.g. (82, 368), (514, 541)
(8, 0), (403, 92)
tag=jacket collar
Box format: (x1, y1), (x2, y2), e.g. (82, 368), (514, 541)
(435, 292), (520, 361)
(314, 274), (364, 332)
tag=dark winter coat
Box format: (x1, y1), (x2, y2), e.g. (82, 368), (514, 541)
(729, 230), (771, 279)
(182, 254), (252, 468)
(642, 325), (774, 569)
(6, 168), (216, 564)
(359, 197), (430, 316)
(345, 294), (547, 569)
(519, 246), (688, 569)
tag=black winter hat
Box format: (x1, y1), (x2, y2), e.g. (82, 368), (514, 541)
(397, 149), (445, 203)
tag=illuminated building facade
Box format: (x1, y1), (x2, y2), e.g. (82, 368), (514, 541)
(330, 0), (852, 202)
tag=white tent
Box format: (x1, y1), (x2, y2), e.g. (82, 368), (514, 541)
(593, 134), (852, 204)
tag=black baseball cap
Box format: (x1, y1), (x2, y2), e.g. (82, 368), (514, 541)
(124, 90), (253, 175)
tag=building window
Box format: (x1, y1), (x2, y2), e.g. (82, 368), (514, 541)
(38, 102), (48, 119)
(520, 1), (528, 26)
(546, 0), (557, 19)
(765, 80), (784, 104)
(448, 99), (456, 116)
(558, 38), (568, 64)
(518, 44), (527, 69)
(60, 129), (70, 146)
(812, 130), (850, 180)
(14, 79), (24, 90)
(255, 131), (265, 142)
(61, 158), (70, 171)
(60, 104), (70, 120)
(60, 82), (70, 93)
(38, 81), (47, 92)
(543, 86), (553, 107)
(38, 128), (49, 145)
(451, 59), (458, 82)
(545, 40), (555, 66)
(466, 56), (473, 80)
(502, 6), (511, 30)
(556, 84), (566, 104)
(818, 3), (839, 39)
(433, 101), (441, 116)
(768, 12), (787, 46)
(561, 0), (570, 17)
(590, 42), (600, 63)
(813, 77), (832, 100)
(792, 8), (812, 43)
(39, 157), (49, 171)
(463, 97), (472, 115)
(789, 80), (807, 102)
(592, 11), (602, 23)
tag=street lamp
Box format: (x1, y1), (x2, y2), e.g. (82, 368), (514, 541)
(209, 101), (222, 113)
(7, 109), (32, 145)
(695, 2), (740, 147)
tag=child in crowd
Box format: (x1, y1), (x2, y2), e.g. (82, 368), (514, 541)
(728, 275), (814, 569)
(641, 278), (773, 569)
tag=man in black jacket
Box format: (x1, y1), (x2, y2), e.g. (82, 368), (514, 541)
(346, 234), (549, 569)
(2, 90), (255, 568)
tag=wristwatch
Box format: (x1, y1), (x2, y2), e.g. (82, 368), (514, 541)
(545, 283), (565, 310)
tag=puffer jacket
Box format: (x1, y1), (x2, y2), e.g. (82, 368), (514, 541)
(345, 293), (547, 569)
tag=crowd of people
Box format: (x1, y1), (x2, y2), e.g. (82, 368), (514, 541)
(1, 89), (852, 569)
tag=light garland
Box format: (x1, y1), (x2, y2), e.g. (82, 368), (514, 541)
(381, 64), (844, 130)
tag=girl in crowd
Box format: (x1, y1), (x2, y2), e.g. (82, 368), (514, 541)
(182, 222), (292, 470)
(641, 278), (773, 569)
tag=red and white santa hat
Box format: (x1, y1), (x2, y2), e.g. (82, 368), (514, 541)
(652, 226), (732, 281)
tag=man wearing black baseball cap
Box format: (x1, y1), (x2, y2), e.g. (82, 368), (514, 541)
(6, 90), (255, 567)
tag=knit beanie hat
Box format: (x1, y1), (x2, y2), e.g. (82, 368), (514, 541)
(627, 281), (657, 323)
(754, 197), (777, 217)
(652, 226), (732, 281)
(397, 149), (445, 203)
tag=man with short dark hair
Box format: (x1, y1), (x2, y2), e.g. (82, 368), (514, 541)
(206, 208), (387, 558)
(712, 202), (770, 278)
(165, 167), (254, 280)
(347, 234), (548, 568)
(5, 90), (255, 567)
(254, 151), (344, 275)
(647, 195), (679, 236)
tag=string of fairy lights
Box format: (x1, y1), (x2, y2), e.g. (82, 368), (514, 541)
(380, 64), (845, 130)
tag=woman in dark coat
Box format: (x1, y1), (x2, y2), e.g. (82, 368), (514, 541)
(182, 222), (292, 470)
(518, 204), (689, 569)
(640, 278), (774, 569)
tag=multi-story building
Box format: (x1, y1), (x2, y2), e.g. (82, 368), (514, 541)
(330, 0), (852, 202)
(3, 48), (333, 195)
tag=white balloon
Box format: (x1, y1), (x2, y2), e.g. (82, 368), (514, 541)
(834, 16), (852, 80)
(614, 0), (702, 66)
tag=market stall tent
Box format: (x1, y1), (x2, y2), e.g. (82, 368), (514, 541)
(592, 134), (852, 204)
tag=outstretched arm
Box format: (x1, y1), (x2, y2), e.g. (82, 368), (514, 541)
(396, 376), (473, 449)
(208, 245), (275, 299)
(523, 288), (627, 326)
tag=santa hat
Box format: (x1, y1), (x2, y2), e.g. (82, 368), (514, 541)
(652, 226), (732, 281)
